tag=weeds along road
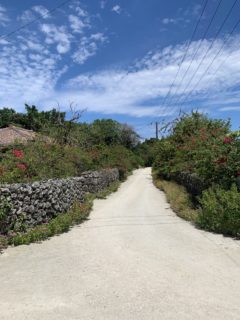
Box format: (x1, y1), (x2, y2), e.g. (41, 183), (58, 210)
(0, 168), (240, 320)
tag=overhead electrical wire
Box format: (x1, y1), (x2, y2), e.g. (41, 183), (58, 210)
(178, 14), (240, 109)
(160, 0), (209, 110)
(0, 0), (72, 41)
(171, 0), (239, 109)
(164, 0), (224, 110)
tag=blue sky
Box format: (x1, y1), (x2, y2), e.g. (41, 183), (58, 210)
(0, 0), (240, 138)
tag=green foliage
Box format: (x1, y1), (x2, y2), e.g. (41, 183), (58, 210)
(134, 138), (159, 167)
(197, 185), (240, 237)
(0, 200), (12, 234)
(75, 119), (140, 149)
(89, 145), (140, 180)
(0, 108), (16, 128)
(0, 140), (93, 183)
(153, 112), (239, 189)
(0, 105), (65, 131)
(151, 112), (240, 238)
(0, 106), (142, 183)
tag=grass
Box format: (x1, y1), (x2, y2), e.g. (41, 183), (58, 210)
(0, 180), (121, 250)
(152, 172), (199, 223)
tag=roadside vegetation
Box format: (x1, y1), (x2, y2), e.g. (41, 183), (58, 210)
(0, 105), (141, 250)
(0, 105), (142, 183)
(145, 112), (240, 238)
(1, 105), (240, 242)
(153, 175), (198, 223)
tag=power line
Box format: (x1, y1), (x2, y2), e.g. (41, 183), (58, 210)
(165, 0), (224, 110)
(0, 0), (72, 41)
(178, 14), (240, 108)
(172, 0), (239, 109)
(164, 0), (223, 112)
(160, 0), (209, 110)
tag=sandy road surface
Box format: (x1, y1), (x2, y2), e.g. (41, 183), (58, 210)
(0, 168), (240, 320)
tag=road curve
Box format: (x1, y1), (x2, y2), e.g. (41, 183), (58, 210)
(0, 168), (240, 320)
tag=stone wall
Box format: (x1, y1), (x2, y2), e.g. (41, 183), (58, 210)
(0, 169), (119, 228)
(173, 171), (204, 196)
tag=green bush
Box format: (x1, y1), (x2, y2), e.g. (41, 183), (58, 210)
(153, 112), (240, 190)
(197, 184), (240, 237)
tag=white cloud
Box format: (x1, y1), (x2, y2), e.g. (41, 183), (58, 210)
(40, 24), (72, 54)
(112, 5), (122, 14)
(0, 4), (10, 26)
(69, 1), (88, 17)
(1, 3), (240, 120)
(72, 33), (107, 64)
(18, 10), (35, 23)
(0, 39), (65, 109)
(53, 35), (240, 117)
(219, 106), (240, 112)
(162, 18), (176, 25)
(32, 5), (50, 19)
(68, 14), (86, 33)
(100, 1), (107, 9)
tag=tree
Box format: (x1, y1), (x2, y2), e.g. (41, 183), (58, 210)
(119, 124), (140, 149)
(0, 108), (16, 128)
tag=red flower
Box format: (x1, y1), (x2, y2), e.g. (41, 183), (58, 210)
(237, 171), (240, 177)
(16, 163), (27, 171)
(223, 137), (233, 144)
(12, 149), (24, 158)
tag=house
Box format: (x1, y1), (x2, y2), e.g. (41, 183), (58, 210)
(0, 126), (36, 146)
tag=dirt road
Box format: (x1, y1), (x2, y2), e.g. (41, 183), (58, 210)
(0, 168), (240, 320)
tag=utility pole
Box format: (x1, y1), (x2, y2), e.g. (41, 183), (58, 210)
(155, 122), (159, 140)
(151, 122), (160, 140)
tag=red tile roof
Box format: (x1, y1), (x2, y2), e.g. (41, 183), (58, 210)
(0, 126), (36, 146)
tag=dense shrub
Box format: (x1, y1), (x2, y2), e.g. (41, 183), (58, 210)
(153, 112), (240, 189)
(151, 112), (240, 237)
(134, 138), (159, 167)
(88, 145), (140, 180)
(197, 185), (240, 237)
(0, 140), (93, 183)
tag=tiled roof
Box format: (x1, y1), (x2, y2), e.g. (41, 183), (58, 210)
(0, 126), (36, 146)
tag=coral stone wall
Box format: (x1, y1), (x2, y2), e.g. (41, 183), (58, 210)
(0, 169), (119, 227)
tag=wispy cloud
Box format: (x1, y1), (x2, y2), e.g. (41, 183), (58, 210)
(72, 33), (107, 64)
(40, 23), (73, 54)
(162, 18), (177, 25)
(2, 34), (240, 116)
(112, 5), (122, 15)
(51, 35), (240, 117)
(32, 5), (50, 18)
(0, 4), (10, 26)
(1, 1), (240, 119)
(162, 3), (201, 27)
(68, 14), (88, 33)
(100, 1), (107, 9)
(219, 106), (240, 112)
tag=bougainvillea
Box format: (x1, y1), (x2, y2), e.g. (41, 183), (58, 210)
(16, 163), (27, 171)
(223, 137), (233, 144)
(12, 150), (24, 159)
(153, 112), (240, 189)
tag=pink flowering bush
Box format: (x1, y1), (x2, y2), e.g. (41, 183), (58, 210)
(153, 112), (240, 190)
(12, 149), (24, 158)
